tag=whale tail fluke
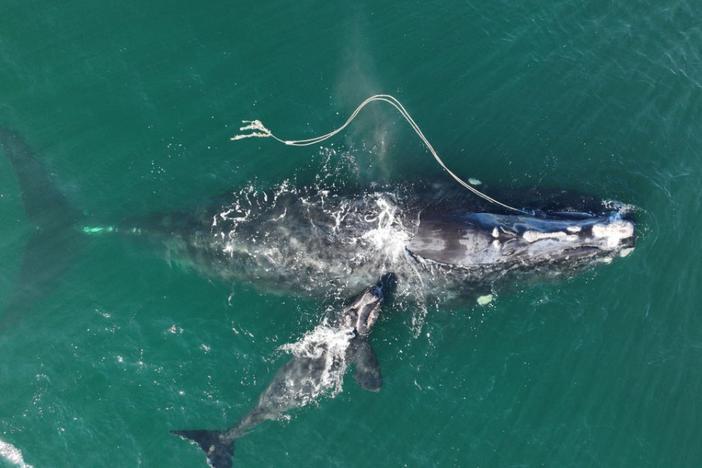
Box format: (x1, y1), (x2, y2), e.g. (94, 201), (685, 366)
(0, 128), (81, 329)
(172, 429), (235, 468)
(0, 128), (78, 225)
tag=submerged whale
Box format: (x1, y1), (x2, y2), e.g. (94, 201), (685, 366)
(0, 129), (82, 329)
(173, 275), (394, 468)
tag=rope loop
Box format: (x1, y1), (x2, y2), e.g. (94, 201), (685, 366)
(231, 94), (526, 214)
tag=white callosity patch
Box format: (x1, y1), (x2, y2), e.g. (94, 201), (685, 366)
(515, 207), (634, 253)
(522, 230), (578, 243)
(0, 438), (33, 468)
(513, 215), (634, 267)
(592, 220), (635, 248)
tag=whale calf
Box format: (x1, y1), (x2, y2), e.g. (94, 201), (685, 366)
(173, 275), (394, 468)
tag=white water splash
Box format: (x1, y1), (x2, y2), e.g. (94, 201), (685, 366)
(210, 173), (432, 335)
(602, 199), (638, 215)
(360, 195), (411, 264)
(0, 438), (33, 468)
(278, 322), (356, 399)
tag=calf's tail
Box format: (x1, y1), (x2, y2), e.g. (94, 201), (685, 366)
(172, 429), (235, 468)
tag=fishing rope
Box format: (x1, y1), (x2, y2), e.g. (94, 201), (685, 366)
(231, 94), (527, 214)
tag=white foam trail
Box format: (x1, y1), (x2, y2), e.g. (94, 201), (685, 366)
(0, 437), (33, 468)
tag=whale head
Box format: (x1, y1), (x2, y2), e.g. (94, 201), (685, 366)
(342, 273), (396, 335)
(407, 205), (636, 276)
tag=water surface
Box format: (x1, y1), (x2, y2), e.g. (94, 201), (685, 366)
(1, 1), (701, 466)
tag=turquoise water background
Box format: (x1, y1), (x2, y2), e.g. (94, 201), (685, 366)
(1, 1), (701, 466)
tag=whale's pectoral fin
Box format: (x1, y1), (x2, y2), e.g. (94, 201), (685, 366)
(352, 339), (382, 392)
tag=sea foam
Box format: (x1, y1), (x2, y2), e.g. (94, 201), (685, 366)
(0, 437), (33, 468)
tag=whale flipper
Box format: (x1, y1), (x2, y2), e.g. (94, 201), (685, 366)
(0, 129), (81, 328)
(349, 273), (396, 392)
(352, 339), (382, 392)
(172, 430), (234, 468)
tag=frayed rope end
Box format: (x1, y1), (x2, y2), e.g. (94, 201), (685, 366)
(230, 120), (272, 141)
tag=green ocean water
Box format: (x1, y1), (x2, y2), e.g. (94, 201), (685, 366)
(1, 1), (701, 467)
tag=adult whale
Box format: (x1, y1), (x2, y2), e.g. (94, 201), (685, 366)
(0, 129), (636, 325)
(173, 274), (395, 468)
(98, 176), (635, 310)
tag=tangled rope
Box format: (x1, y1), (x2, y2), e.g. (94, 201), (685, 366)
(231, 94), (526, 214)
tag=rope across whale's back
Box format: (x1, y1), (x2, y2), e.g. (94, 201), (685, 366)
(231, 94), (527, 215)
